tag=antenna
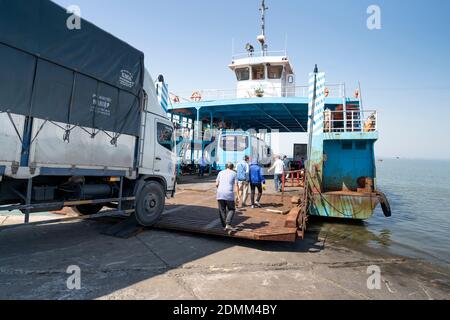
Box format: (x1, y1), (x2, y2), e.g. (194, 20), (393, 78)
(258, 0), (269, 55)
(284, 33), (288, 56)
(232, 38), (235, 57)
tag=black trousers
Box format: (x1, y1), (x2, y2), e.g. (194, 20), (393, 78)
(218, 200), (236, 227)
(250, 183), (263, 205)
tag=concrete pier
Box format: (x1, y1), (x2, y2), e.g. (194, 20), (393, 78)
(0, 178), (448, 300)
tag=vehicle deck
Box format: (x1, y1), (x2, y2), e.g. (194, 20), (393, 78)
(156, 178), (303, 242)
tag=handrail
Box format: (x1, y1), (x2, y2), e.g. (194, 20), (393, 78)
(324, 110), (377, 133)
(170, 84), (346, 103)
(232, 50), (287, 60)
(282, 169), (306, 192)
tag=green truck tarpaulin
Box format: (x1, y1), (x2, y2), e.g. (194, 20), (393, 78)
(0, 0), (144, 136)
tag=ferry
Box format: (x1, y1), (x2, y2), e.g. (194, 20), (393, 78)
(161, 0), (391, 220)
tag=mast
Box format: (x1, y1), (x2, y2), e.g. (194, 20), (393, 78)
(258, 0), (269, 55)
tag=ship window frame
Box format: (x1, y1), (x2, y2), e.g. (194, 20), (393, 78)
(287, 74), (295, 84)
(268, 65), (283, 79)
(220, 135), (249, 152)
(342, 141), (353, 150)
(355, 141), (367, 150)
(235, 67), (250, 81)
(252, 64), (266, 80)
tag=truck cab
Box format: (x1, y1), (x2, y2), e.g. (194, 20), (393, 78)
(0, 1), (176, 228)
(139, 70), (177, 193)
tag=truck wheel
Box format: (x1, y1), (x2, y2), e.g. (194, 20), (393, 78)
(74, 204), (104, 216)
(135, 181), (165, 227)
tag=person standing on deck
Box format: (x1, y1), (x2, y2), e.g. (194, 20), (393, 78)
(198, 156), (207, 177)
(299, 157), (305, 170)
(216, 163), (239, 232)
(249, 160), (266, 208)
(283, 155), (290, 179)
(236, 156), (250, 208)
(268, 155), (284, 193)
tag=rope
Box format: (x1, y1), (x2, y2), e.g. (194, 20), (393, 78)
(6, 111), (23, 144)
(30, 119), (48, 144)
(305, 170), (347, 216)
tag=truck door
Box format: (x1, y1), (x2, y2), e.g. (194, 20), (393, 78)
(154, 118), (176, 190)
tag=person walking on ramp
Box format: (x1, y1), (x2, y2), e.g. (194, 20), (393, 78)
(249, 159), (266, 208)
(236, 156), (250, 208)
(268, 155), (285, 193)
(216, 163), (239, 232)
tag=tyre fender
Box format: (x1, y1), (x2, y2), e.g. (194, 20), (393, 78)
(377, 192), (392, 217)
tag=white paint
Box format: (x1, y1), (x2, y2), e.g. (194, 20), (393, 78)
(66, 265), (81, 290)
(367, 5), (382, 30)
(367, 265), (381, 290)
(229, 55), (295, 98)
(271, 132), (308, 158)
(66, 5), (81, 30)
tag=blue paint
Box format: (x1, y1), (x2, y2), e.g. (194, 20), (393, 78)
(19, 117), (33, 167)
(0, 166), (5, 176)
(323, 139), (376, 191)
(169, 97), (359, 133)
(323, 131), (378, 141)
(171, 97), (359, 109)
(40, 167), (127, 177)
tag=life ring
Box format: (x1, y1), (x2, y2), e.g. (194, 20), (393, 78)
(172, 96), (180, 103)
(324, 87), (329, 97)
(191, 91), (202, 101)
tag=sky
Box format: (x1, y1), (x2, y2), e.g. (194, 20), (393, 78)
(53, 0), (450, 159)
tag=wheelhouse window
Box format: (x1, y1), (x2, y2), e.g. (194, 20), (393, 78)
(252, 64), (265, 80)
(268, 65), (283, 79)
(221, 136), (249, 152)
(157, 123), (174, 151)
(235, 67), (250, 81)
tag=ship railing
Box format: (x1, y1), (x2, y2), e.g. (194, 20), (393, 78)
(284, 84), (346, 98)
(324, 110), (377, 133)
(170, 84), (346, 103)
(231, 50), (288, 60)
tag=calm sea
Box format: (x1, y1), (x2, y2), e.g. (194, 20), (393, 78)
(313, 159), (450, 267)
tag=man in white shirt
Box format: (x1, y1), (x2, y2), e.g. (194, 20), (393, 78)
(216, 163), (239, 231)
(268, 155), (284, 193)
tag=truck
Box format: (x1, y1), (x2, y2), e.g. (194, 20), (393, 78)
(0, 0), (177, 226)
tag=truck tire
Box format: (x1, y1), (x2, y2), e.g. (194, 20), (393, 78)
(74, 204), (104, 216)
(135, 181), (165, 227)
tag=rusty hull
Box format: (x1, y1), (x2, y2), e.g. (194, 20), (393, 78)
(309, 191), (379, 220)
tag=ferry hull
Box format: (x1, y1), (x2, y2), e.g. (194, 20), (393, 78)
(310, 192), (379, 220)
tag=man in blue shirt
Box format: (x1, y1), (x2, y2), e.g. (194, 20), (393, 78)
(236, 156), (250, 208)
(216, 163), (239, 231)
(198, 156), (207, 177)
(249, 160), (266, 208)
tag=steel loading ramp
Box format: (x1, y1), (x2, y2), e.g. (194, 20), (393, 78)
(155, 188), (303, 242)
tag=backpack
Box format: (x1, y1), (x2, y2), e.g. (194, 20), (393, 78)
(237, 163), (248, 181)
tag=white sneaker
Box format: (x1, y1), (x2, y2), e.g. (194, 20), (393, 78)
(255, 202), (262, 208)
(225, 225), (238, 232)
(251, 205), (255, 209)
